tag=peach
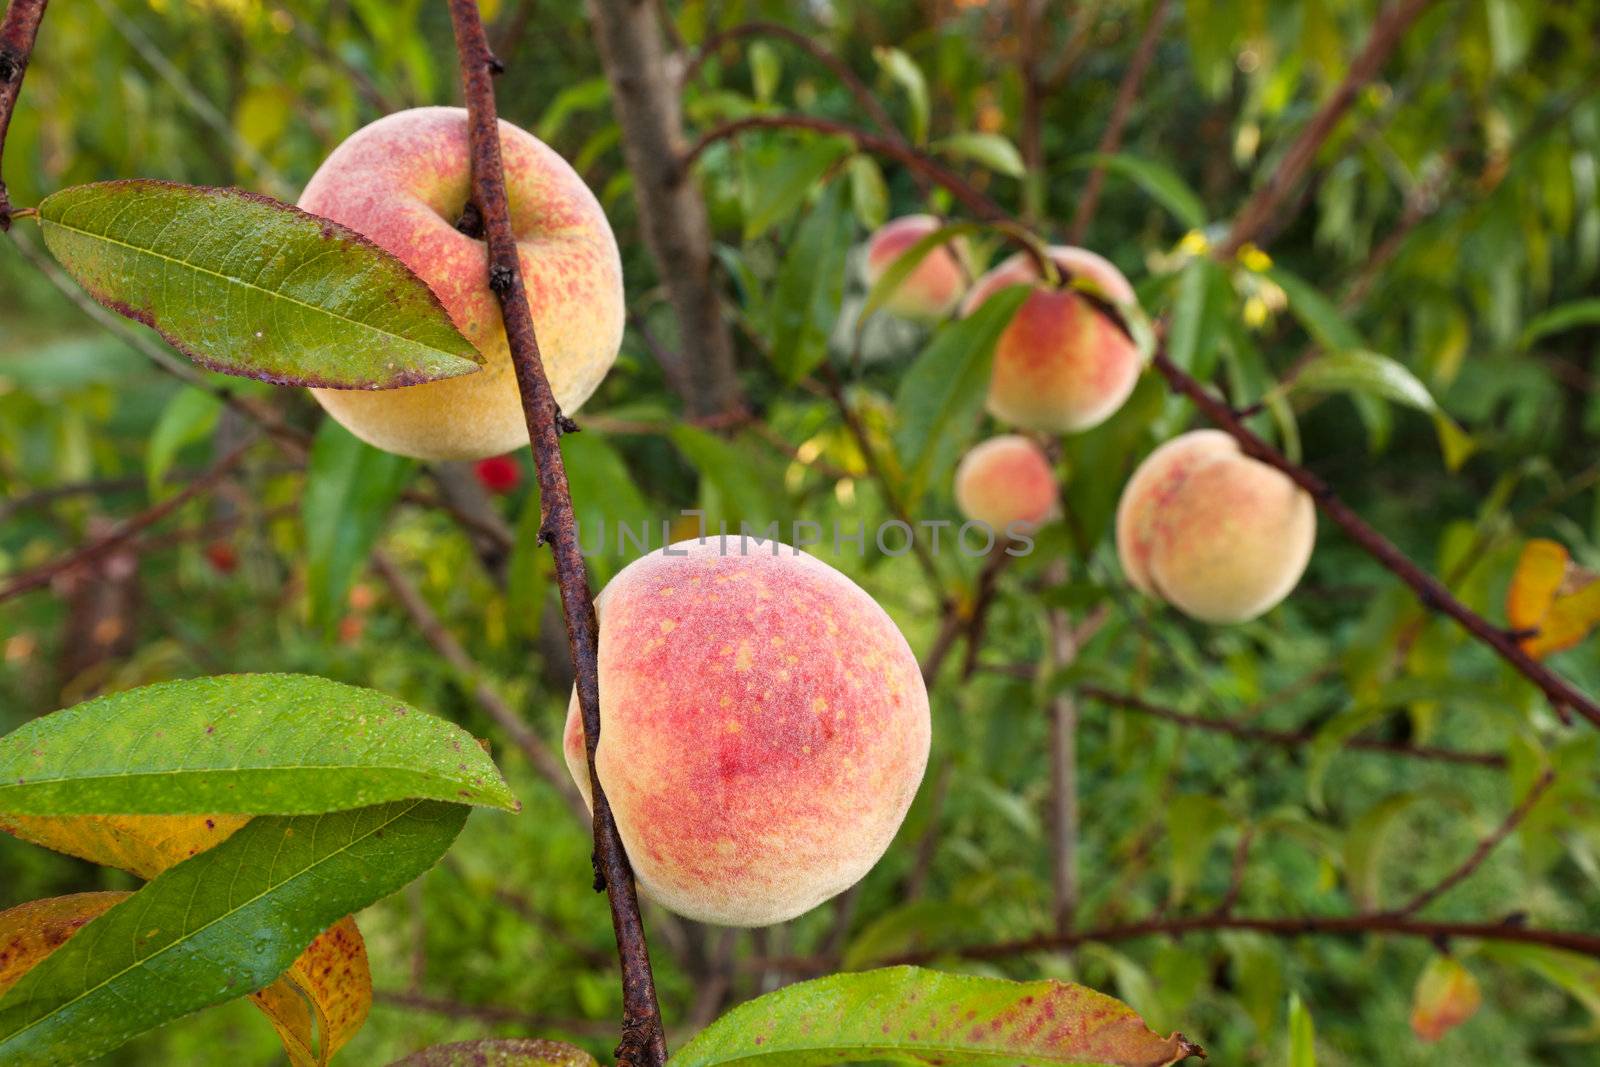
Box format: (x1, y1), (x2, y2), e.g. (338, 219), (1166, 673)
(960, 245), (1142, 433)
(563, 538), (930, 926)
(862, 214), (970, 321)
(1115, 429), (1316, 624)
(953, 434), (1058, 534)
(298, 107), (623, 460)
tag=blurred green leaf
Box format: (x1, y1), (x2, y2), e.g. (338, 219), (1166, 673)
(144, 386), (221, 501)
(846, 155), (888, 230)
(932, 133), (1025, 178)
(1287, 993), (1316, 1067)
(768, 182), (852, 383)
(304, 419), (414, 633)
(740, 137), (852, 240)
(872, 47), (929, 144)
(1068, 153), (1208, 230)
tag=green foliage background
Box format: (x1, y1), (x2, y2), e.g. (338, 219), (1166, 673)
(2, 0), (1599, 1064)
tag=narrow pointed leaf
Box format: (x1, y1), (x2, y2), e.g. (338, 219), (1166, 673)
(0, 813), (250, 878)
(0, 674), (517, 815)
(0, 799), (467, 1065)
(1067, 154), (1207, 230)
(390, 1039), (600, 1066)
(36, 180), (483, 388)
(670, 966), (1202, 1066)
(0, 894), (128, 998)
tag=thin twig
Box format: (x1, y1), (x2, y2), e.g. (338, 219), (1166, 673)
(1394, 768), (1557, 917)
(680, 113), (1012, 223)
(1080, 685), (1507, 768)
(1152, 348), (1600, 729)
(0, 0), (47, 229)
(1067, 0), (1169, 243)
(445, 4), (667, 1062)
(0, 436), (256, 603)
(1215, 0), (1437, 259)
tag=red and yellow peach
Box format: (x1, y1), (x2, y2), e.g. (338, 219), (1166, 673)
(298, 107), (623, 460)
(1115, 429), (1316, 624)
(563, 538), (930, 926)
(862, 214), (970, 321)
(953, 434), (1058, 534)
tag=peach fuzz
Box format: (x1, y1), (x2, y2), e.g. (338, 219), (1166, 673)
(960, 245), (1142, 434)
(1115, 429), (1316, 624)
(563, 538), (930, 927)
(953, 434), (1058, 534)
(862, 214), (970, 321)
(298, 107), (623, 461)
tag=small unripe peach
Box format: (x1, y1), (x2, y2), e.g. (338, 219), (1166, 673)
(1115, 429), (1316, 623)
(298, 107), (623, 461)
(862, 214), (970, 321)
(953, 435), (1058, 534)
(563, 538), (930, 927)
(961, 245), (1141, 434)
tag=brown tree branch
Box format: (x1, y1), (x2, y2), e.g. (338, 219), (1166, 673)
(1066, 0), (1170, 244)
(1394, 768), (1557, 918)
(1214, 0), (1437, 260)
(1080, 685), (1507, 768)
(0, 0), (47, 229)
(445, 4), (666, 1063)
(680, 113), (1013, 223)
(0, 435), (256, 604)
(1151, 348), (1600, 729)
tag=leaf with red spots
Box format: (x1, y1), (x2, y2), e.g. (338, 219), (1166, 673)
(250, 917), (372, 1067)
(0, 673), (517, 816)
(0, 894), (128, 999)
(388, 1038), (600, 1066)
(0, 813), (249, 879)
(670, 966), (1203, 1066)
(35, 180), (483, 389)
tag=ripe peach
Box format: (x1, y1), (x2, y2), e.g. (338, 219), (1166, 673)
(953, 434), (1058, 534)
(1115, 429), (1316, 623)
(960, 245), (1142, 433)
(298, 107), (623, 460)
(862, 214), (970, 321)
(563, 538), (930, 926)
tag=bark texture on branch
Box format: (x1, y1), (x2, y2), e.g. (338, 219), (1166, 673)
(586, 0), (742, 420)
(0, 0), (49, 229)
(446, 3), (667, 1063)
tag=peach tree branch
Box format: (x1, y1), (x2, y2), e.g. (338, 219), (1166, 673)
(444, 2), (668, 1063)
(0, 0), (48, 229)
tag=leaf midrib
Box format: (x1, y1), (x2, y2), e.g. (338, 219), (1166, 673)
(0, 799), (428, 1048)
(43, 193), (475, 362)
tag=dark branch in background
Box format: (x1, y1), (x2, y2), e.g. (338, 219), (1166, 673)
(1152, 348), (1600, 729)
(684, 22), (901, 147)
(1215, 0), (1437, 259)
(1080, 686), (1508, 768)
(680, 113), (1013, 223)
(371, 550), (588, 824)
(0, 0), (49, 229)
(444, 4), (667, 1063)
(1394, 768), (1556, 917)
(0, 435), (256, 604)
(586, 0), (744, 422)
(1067, 0), (1169, 244)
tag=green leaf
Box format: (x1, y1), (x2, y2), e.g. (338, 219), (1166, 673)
(1068, 154), (1207, 230)
(36, 181), (483, 388)
(1266, 266), (1362, 353)
(1281, 350), (1475, 470)
(536, 77), (611, 142)
(1164, 795), (1234, 907)
(145, 386), (222, 500)
(1287, 993), (1316, 1067)
(741, 137), (852, 240)
(932, 133), (1026, 178)
(1519, 298), (1600, 349)
(846, 155), (888, 230)
(873, 47), (929, 144)
(859, 221), (985, 324)
(1164, 258), (1229, 376)
(768, 182), (853, 382)
(670, 966), (1201, 1066)
(0, 800), (467, 1065)
(562, 432), (654, 581)
(389, 1039), (599, 1066)
(893, 285), (1029, 508)
(304, 418), (415, 632)
(670, 426), (785, 531)
(0, 673), (517, 815)
(1342, 790), (1464, 910)
(750, 41), (782, 103)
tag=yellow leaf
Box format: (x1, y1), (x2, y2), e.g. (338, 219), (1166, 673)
(249, 917), (372, 1067)
(0, 813), (249, 879)
(1507, 539), (1600, 659)
(1410, 956), (1482, 1041)
(0, 892), (129, 997)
